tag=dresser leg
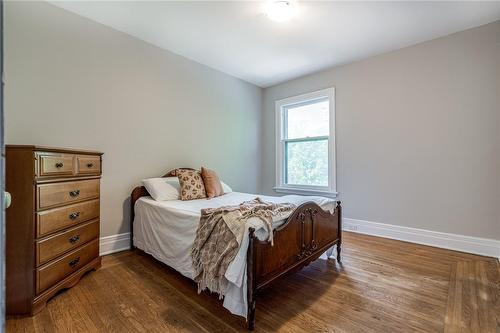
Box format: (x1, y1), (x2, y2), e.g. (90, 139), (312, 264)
(31, 299), (48, 316)
(32, 257), (101, 316)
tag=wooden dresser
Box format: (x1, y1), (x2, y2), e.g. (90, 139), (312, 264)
(6, 145), (103, 315)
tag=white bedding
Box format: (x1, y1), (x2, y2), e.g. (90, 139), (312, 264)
(133, 191), (335, 318)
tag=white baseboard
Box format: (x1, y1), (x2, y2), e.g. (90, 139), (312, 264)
(98, 221), (500, 260)
(343, 218), (500, 260)
(99, 232), (131, 255)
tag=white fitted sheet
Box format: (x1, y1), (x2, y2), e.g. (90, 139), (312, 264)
(133, 191), (335, 318)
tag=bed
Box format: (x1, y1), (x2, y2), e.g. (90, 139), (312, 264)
(130, 169), (342, 330)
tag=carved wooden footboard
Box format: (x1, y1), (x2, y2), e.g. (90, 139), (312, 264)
(246, 201), (341, 330)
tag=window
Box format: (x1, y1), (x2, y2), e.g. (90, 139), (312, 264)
(275, 88), (336, 196)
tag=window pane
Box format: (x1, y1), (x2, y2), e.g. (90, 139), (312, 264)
(285, 139), (328, 186)
(285, 98), (329, 139)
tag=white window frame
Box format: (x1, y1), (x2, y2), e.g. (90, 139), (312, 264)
(274, 87), (337, 197)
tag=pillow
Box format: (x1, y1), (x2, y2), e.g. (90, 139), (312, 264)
(169, 168), (193, 177)
(177, 170), (207, 200)
(142, 177), (180, 201)
(201, 167), (224, 199)
(221, 181), (232, 193)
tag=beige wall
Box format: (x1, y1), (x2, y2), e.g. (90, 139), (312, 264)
(5, 2), (262, 237)
(262, 21), (500, 240)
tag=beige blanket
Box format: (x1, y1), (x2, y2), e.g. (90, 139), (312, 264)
(191, 198), (296, 297)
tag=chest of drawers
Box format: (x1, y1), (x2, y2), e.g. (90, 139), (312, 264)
(6, 145), (103, 315)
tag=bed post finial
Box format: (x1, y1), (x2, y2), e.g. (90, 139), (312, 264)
(247, 227), (256, 330)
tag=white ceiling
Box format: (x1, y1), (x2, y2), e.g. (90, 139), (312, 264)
(50, 1), (500, 88)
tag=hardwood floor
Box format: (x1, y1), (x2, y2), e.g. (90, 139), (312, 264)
(7, 232), (499, 332)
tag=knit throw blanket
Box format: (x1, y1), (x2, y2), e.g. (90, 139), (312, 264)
(191, 198), (296, 297)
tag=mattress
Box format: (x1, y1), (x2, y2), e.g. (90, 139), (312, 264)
(133, 191), (335, 318)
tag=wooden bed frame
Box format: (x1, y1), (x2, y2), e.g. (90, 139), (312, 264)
(130, 169), (342, 330)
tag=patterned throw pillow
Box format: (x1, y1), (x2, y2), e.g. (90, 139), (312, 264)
(177, 170), (207, 200)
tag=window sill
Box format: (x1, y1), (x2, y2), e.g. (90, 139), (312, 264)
(273, 187), (338, 198)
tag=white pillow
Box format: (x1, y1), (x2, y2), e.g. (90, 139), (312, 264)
(221, 181), (232, 194)
(142, 177), (180, 201)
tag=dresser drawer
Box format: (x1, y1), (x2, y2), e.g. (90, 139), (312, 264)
(36, 220), (99, 266)
(37, 153), (75, 177)
(36, 199), (100, 237)
(36, 239), (99, 294)
(37, 179), (100, 210)
(76, 155), (101, 175)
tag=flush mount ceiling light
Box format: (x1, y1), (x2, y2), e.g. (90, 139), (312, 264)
(265, 0), (297, 23)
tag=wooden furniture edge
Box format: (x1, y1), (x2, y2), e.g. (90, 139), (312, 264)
(6, 145), (103, 156)
(35, 175), (102, 184)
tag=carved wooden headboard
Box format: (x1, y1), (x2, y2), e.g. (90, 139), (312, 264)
(130, 168), (195, 223)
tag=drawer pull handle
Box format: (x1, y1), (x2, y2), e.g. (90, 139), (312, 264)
(69, 190), (80, 197)
(69, 235), (80, 244)
(68, 257), (80, 268)
(87, 163), (94, 168)
(69, 211), (81, 220)
(55, 162), (64, 168)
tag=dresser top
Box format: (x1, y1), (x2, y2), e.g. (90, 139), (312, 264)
(6, 145), (103, 155)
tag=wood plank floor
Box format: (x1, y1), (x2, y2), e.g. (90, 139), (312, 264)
(7, 232), (499, 332)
